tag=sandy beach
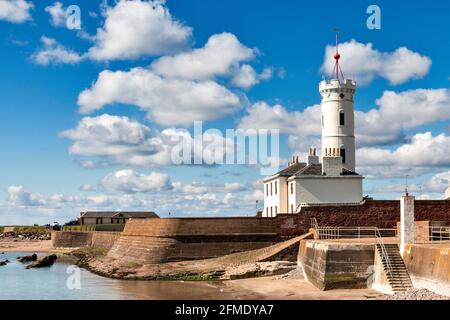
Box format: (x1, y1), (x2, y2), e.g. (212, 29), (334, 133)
(0, 238), (52, 253)
(222, 276), (385, 300)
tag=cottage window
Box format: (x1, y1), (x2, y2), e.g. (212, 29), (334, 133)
(274, 181), (277, 195)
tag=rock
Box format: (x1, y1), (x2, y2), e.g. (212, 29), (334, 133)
(0, 260), (7, 266)
(17, 253), (38, 263)
(26, 254), (57, 269)
(386, 288), (449, 300)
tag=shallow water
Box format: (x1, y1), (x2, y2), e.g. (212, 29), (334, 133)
(0, 252), (233, 300)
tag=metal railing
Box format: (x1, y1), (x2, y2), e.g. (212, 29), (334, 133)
(375, 228), (393, 279)
(414, 226), (450, 243)
(316, 226), (397, 240)
(311, 224), (395, 279)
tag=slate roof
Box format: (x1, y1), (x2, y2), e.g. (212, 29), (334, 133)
(79, 211), (159, 219)
(295, 163), (323, 176)
(276, 162), (307, 176)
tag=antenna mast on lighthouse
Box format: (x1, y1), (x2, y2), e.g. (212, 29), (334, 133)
(333, 28), (345, 81)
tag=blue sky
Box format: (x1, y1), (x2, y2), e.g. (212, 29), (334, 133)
(0, 0), (449, 225)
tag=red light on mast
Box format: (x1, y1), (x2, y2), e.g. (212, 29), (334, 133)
(333, 29), (344, 81)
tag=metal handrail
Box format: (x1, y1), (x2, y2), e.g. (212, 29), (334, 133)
(375, 228), (394, 279)
(415, 226), (450, 243)
(315, 226), (397, 240)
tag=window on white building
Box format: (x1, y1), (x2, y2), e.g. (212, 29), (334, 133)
(291, 205), (294, 213)
(274, 181), (277, 195)
(340, 148), (346, 164)
(339, 111), (345, 126)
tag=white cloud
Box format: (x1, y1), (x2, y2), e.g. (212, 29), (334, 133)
(7, 185), (45, 207)
(358, 132), (450, 167)
(87, 0), (192, 61)
(238, 88), (450, 154)
(151, 32), (255, 80)
(231, 65), (272, 89)
(238, 102), (321, 152)
(61, 114), (237, 167)
(356, 88), (450, 146)
(321, 39), (431, 85)
(45, 1), (65, 27)
(77, 67), (240, 126)
(31, 36), (83, 65)
(101, 169), (172, 193)
(238, 102), (321, 136)
(0, 0), (33, 23)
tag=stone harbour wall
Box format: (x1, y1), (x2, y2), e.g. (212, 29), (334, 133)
(55, 200), (450, 263)
(51, 231), (121, 250)
(298, 240), (375, 290)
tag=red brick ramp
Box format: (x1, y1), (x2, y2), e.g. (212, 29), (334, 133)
(213, 232), (314, 266)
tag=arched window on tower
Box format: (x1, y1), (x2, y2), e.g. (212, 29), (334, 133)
(339, 110), (345, 126)
(340, 148), (346, 164)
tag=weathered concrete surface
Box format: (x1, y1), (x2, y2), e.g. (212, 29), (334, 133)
(81, 234), (312, 280)
(400, 195), (415, 256)
(298, 240), (375, 290)
(52, 231), (120, 250)
(403, 243), (450, 296)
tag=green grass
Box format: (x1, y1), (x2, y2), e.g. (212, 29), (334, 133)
(62, 224), (124, 232)
(13, 226), (48, 232)
(1, 226), (49, 232)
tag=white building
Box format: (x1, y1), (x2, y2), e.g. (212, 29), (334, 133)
(263, 44), (364, 217)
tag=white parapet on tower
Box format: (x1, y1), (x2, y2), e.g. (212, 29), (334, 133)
(319, 78), (356, 172)
(400, 193), (415, 257)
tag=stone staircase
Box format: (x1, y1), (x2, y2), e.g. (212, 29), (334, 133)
(376, 243), (413, 292)
(214, 232), (314, 266)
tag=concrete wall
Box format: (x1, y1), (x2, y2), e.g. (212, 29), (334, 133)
(107, 200), (450, 264)
(52, 231), (120, 250)
(295, 176), (363, 205)
(403, 244), (450, 296)
(298, 240), (375, 290)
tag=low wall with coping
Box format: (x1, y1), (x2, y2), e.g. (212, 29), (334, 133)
(51, 231), (120, 250)
(54, 200), (450, 263)
(298, 240), (376, 290)
(403, 243), (450, 296)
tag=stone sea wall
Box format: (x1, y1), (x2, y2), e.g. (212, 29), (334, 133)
(51, 231), (120, 250)
(54, 200), (450, 263)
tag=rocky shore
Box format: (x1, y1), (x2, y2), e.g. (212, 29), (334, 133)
(76, 252), (298, 281)
(386, 288), (449, 300)
(0, 231), (51, 241)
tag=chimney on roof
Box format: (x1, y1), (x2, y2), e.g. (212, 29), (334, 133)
(322, 147), (343, 176)
(307, 147), (319, 166)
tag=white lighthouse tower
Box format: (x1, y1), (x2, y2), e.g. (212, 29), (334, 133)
(261, 31), (364, 217)
(319, 31), (356, 172)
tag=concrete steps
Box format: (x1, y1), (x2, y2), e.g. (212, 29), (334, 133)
(376, 243), (413, 292)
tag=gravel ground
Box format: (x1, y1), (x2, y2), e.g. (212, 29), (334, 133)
(386, 288), (449, 300)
